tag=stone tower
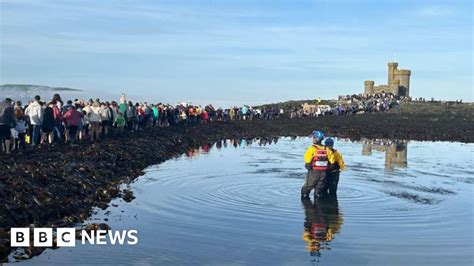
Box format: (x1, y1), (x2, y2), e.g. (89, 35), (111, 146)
(394, 69), (411, 96)
(363, 62), (411, 96)
(387, 62), (398, 85)
(364, 80), (375, 94)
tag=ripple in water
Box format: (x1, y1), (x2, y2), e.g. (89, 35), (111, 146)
(24, 138), (474, 266)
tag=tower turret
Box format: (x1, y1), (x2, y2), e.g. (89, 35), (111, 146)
(387, 62), (398, 85)
(394, 69), (411, 96)
(364, 80), (375, 95)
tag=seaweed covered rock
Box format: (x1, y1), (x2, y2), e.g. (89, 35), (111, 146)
(0, 108), (473, 262)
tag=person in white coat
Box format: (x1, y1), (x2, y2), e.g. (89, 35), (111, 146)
(24, 95), (43, 146)
(83, 99), (101, 141)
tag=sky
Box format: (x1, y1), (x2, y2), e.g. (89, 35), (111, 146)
(0, 0), (472, 105)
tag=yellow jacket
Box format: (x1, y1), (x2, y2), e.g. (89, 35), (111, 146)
(328, 148), (345, 170)
(304, 145), (345, 171)
(304, 144), (333, 164)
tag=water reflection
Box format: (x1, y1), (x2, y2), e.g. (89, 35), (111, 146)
(186, 143), (211, 158)
(22, 138), (473, 265)
(302, 196), (343, 262)
(186, 138), (280, 158)
(187, 137), (408, 172)
(361, 139), (408, 170)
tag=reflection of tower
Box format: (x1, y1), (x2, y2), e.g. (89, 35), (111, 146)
(361, 139), (408, 170)
(362, 142), (372, 155)
(385, 142), (408, 169)
(301, 196), (343, 261)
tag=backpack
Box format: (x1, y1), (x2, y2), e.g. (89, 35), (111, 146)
(312, 146), (329, 171)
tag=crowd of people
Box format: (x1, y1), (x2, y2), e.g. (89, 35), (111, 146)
(411, 97), (464, 103)
(0, 93), (289, 154)
(339, 92), (409, 113)
(289, 92), (407, 118)
(0, 91), (414, 155)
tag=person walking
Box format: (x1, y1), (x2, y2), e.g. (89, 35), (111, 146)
(324, 138), (346, 195)
(24, 95), (43, 146)
(100, 102), (112, 137)
(63, 105), (82, 144)
(13, 108), (27, 150)
(0, 98), (16, 154)
(125, 101), (136, 131)
(84, 99), (101, 141)
(41, 103), (56, 145)
(301, 131), (332, 199)
(51, 94), (64, 142)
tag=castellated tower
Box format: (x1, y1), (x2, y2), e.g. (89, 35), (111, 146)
(363, 62), (411, 96)
(364, 80), (375, 94)
(387, 62), (399, 85)
(394, 69), (411, 96)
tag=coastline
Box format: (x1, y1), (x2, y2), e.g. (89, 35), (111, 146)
(1, 109), (473, 261)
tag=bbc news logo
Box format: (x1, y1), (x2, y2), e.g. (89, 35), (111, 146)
(11, 228), (139, 247)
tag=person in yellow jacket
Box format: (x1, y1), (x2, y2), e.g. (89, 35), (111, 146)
(324, 137), (345, 195)
(302, 130), (333, 198)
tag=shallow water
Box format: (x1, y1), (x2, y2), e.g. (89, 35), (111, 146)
(21, 138), (474, 265)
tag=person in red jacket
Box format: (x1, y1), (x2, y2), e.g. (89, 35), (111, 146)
(201, 110), (209, 123)
(63, 105), (83, 144)
(51, 94), (64, 142)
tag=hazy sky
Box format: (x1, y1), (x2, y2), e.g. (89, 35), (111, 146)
(0, 0), (472, 105)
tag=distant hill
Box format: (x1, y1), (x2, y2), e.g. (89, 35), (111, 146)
(0, 84), (84, 104)
(0, 84), (82, 92)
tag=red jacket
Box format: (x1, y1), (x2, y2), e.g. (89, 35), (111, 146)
(52, 105), (63, 122)
(63, 109), (82, 126)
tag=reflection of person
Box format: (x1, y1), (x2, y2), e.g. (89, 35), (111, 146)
(301, 196), (343, 259)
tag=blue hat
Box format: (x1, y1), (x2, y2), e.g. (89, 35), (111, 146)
(325, 137), (334, 147)
(312, 131), (324, 141)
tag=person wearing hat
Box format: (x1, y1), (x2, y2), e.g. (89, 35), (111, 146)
(324, 138), (346, 195)
(301, 130), (333, 198)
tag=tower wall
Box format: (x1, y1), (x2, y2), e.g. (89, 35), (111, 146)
(363, 62), (411, 97)
(364, 80), (375, 95)
(362, 143), (372, 155)
(387, 62), (398, 85)
(395, 69), (411, 96)
(388, 79), (400, 94)
(373, 85), (389, 94)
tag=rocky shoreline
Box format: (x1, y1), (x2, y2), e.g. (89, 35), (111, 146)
(1, 110), (474, 261)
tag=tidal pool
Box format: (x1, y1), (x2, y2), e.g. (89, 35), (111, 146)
(22, 138), (473, 265)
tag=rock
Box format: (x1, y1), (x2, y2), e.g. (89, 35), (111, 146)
(122, 190), (135, 202)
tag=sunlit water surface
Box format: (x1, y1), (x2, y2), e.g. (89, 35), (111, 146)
(22, 138), (473, 265)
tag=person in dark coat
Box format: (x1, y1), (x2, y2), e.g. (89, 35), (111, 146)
(0, 98), (16, 153)
(41, 103), (55, 144)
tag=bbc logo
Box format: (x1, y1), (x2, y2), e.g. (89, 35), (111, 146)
(11, 227), (139, 247)
(11, 228), (76, 247)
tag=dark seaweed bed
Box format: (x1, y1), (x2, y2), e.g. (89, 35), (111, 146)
(1, 108), (473, 261)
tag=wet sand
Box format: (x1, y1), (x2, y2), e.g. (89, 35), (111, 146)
(1, 106), (473, 261)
